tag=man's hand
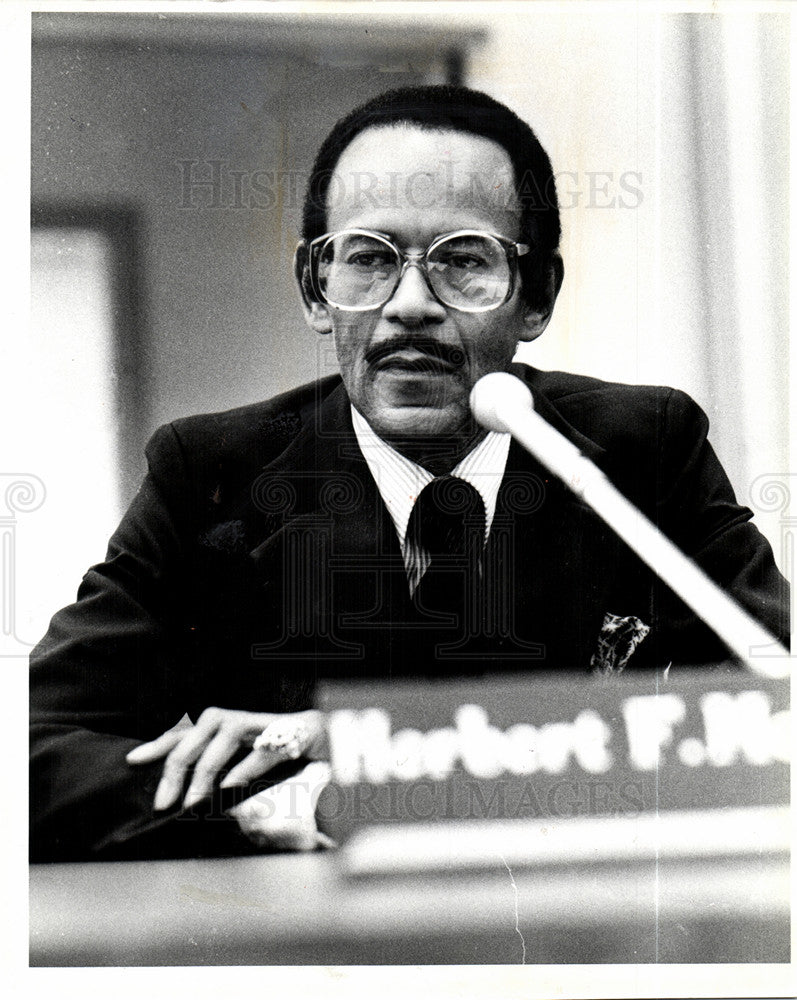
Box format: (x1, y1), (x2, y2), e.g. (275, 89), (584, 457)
(126, 708), (326, 812)
(228, 760), (334, 851)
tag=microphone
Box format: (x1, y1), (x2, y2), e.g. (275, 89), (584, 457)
(470, 373), (789, 677)
(471, 372), (592, 490)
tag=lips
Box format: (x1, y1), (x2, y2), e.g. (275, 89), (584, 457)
(368, 337), (465, 375)
(374, 350), (455, 375)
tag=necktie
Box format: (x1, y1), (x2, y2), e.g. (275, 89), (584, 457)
(408, 476), (486, 625)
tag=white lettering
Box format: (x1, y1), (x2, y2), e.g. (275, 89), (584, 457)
(572, 710), (613, 773)
(327, 689), (786, 787)
(328, 708), (392, 785)
(390, 728), (426, 781)
(502, 723), (539, 775)
(700, 691), (775, 766)
(421, 727), (461, 780)
(622, 694), (686, 769)
(536, 722), (573, 773)
(456, 705), (504, 779)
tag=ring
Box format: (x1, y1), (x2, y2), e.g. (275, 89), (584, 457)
(253, 720), (308, 759)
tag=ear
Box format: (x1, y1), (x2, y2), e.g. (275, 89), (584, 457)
(293, 242), (333, 335)
(518, 252), (564, 343)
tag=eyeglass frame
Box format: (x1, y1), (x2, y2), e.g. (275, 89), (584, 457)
(301, 228), (532, 313)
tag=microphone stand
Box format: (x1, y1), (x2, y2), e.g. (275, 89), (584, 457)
(471, 373), (790, 678)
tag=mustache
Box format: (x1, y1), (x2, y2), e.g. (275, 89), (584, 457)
(366, 338), (466, 370)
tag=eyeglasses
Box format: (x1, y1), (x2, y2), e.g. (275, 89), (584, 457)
(305, 229), (531, 313)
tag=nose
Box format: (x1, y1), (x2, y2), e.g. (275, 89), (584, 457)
(381, 261), (447, 325)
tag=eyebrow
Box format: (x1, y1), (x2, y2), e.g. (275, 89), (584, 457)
(330, 228), (520, 249)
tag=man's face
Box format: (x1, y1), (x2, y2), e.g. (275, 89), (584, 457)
(308, 124), (545, 446)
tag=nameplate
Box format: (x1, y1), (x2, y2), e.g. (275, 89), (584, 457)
(316, 669), (789, 871)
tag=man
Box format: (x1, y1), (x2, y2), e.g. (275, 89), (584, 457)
(30, 85), (788, 861)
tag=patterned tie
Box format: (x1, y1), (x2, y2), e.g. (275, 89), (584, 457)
(408, 476), (486, 626)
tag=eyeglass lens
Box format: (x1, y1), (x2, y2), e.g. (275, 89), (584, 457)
(317, 232), (514, 310)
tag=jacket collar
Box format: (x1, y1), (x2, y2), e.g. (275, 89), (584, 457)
(250, 379), (397, 564)
(512, 362), (606, 464)
(249, 365), (606, 560)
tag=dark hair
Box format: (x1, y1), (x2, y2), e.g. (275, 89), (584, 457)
(301, 84), (561, 306)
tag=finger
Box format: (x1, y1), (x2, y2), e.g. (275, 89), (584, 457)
(249, 710), (327, 760)
(182, 729), (242, 810)
(227, 761), (332, 851)
(153, 709), (223, 811)
(126, 728), (185, 765)
(220, 748), (283, 790)
(221, 710), (325, 788)
(301, 710), (328, 759)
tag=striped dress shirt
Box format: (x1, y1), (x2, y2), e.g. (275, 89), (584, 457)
(350, 406), (511, 594)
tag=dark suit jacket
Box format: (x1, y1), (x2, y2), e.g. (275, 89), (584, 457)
(30, 364), (788, 860)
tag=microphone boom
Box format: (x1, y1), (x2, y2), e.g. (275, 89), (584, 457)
(470, 373), (789, 677)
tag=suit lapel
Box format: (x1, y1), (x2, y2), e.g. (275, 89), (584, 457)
(515, 362), (606, 464)
(248, 382), (412, 672)
(484, 366), (634, 667)
(249, 381), (390, 557)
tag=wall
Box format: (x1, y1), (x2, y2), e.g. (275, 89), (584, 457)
(26, 10), (474, 639)
(32, 11), (474, 500)
(461, 8), (789, 562)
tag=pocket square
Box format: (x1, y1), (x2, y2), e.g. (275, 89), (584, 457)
(590, 612), (650, 674)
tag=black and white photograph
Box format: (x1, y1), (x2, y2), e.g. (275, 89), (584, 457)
(5, 0), (793, 994)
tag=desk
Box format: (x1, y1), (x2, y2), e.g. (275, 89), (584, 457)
(30, 849), (789, 966)
(31, 671), (790, 965)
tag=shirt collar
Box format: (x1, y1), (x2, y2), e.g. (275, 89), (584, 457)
(350, 405), (511, 546)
